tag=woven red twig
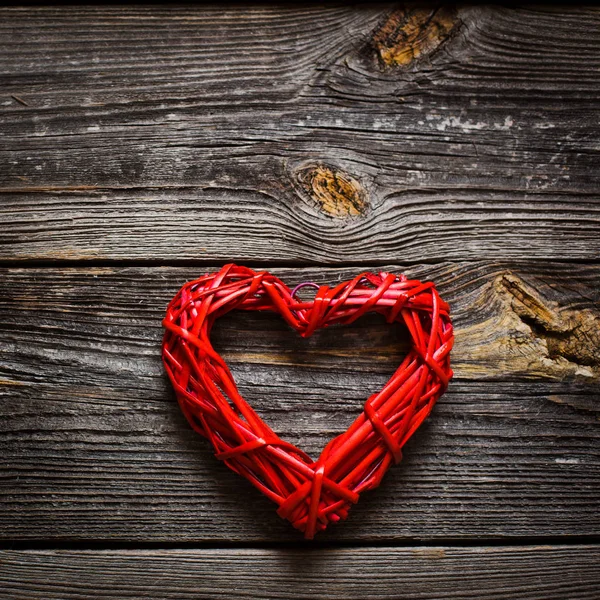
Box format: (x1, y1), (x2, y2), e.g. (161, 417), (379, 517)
(162, 264), (453, 538)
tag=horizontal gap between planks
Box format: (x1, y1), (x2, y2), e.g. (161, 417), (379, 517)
(1, 257), (600, 270)
(1, 535), (599, 552)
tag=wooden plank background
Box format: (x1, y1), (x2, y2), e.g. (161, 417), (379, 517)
(1, 5), (599, 264)
(1, 5), (599, 599)
(1, 547), (599, 600)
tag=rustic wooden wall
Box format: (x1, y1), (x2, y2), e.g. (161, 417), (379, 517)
(1, 5), (599, 599)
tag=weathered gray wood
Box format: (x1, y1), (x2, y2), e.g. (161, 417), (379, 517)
(0, 263), (598, 541)
(1, 546), (599, 600)
(1, 6), (599, 263)
(2, 5), (599, 594)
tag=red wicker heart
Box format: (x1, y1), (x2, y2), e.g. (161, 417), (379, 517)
(162, 264), (453, 538)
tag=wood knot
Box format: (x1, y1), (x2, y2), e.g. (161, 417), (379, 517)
(457, 271), (600, 384)
(372, 5), (460, 67)
(295, 165), (368, 218)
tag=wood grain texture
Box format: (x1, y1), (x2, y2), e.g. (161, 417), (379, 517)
(1, 7), (600, 592)
(1, 6), (599, 263)
(1, 546), (599, 600)
(1, 263), (598, 542)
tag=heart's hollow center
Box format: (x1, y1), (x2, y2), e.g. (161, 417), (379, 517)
(210, 310), (410, 460)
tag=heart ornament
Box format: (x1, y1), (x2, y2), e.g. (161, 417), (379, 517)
(162, 264), (453, 538)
